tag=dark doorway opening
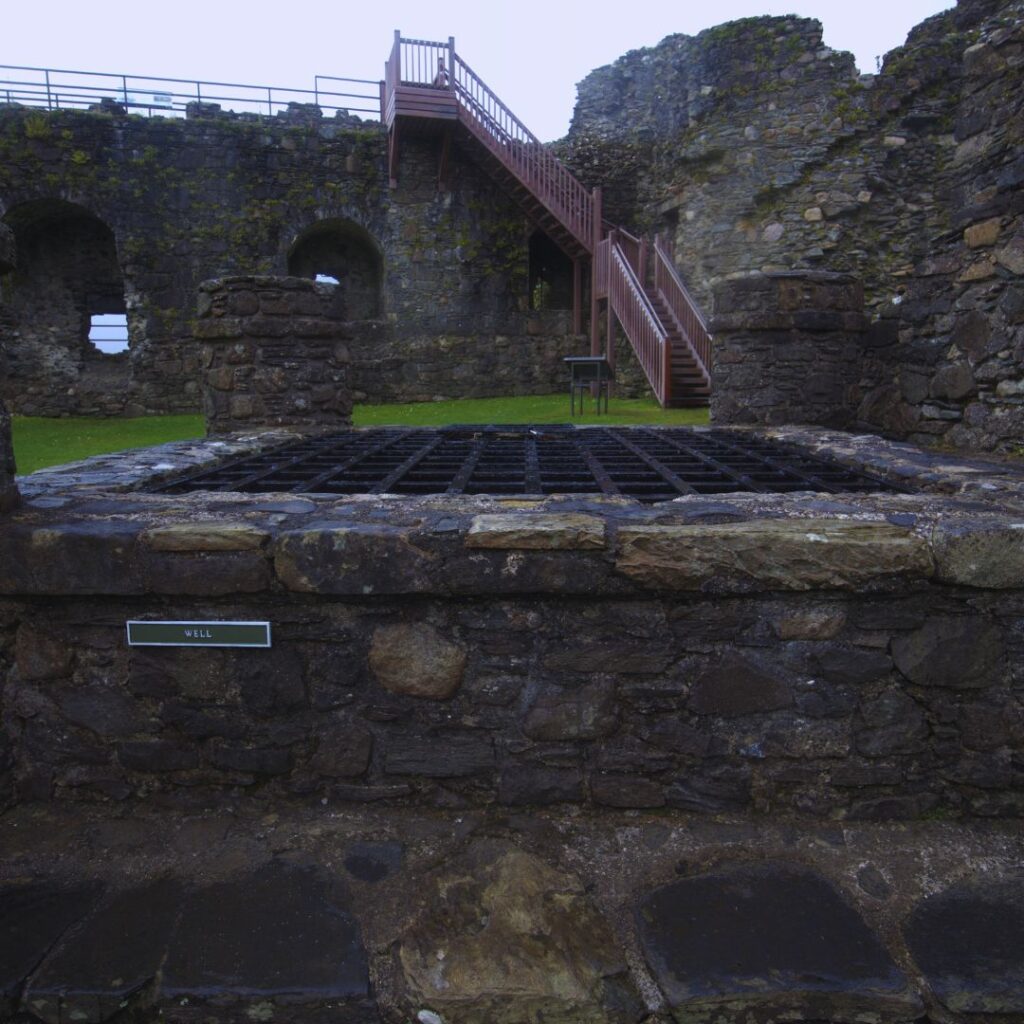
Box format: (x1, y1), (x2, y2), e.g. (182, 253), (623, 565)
(528, 230), (573, 311)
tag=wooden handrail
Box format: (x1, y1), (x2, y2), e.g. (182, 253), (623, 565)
(449, 52), (593, 251)
(606, 242), (671, 405)
(653, 234), (712, 383)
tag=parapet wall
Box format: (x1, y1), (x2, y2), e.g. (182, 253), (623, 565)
(198, 276), (354, 433)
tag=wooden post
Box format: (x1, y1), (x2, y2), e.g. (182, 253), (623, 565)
(590, 187), (602, 356)
(448, 36), (456, 92)
(572, 258), (583, 335)
(638, 236), (648, 289)
(607, 307), (617, 372)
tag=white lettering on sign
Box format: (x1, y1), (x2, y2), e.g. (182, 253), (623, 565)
(183, 629), (214, 638)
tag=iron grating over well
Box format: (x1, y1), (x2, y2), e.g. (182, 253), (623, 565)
(153, 427), (903, 502)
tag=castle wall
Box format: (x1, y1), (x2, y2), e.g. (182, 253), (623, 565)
(564, 0), (1024, 450)
(0, 108), (578, 416)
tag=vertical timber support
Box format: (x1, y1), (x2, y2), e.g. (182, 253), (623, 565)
(572, 259), (583, 336)
(437, 126), (452, 192)
(388, 124), (400, 189)
(590, 187), (602, 356)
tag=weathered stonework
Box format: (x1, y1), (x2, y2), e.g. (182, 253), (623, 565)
(0, 430), (1023, 1022)
(564, 0), (1024, 451)
(0, 109), (579, 416)
(710, 271), (866, 426)
(0, 221), (19, 511)
(197, 276), (353, 433)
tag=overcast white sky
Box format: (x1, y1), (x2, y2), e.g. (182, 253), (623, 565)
(4, 0), (954, 141)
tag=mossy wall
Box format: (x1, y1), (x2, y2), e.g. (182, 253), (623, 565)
(563, 0), (1024, 451)
(0, 107), (575, 416)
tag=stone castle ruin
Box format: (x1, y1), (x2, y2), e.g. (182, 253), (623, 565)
(0, 0), (1020, 449)
(0, 3), (1023, 1024)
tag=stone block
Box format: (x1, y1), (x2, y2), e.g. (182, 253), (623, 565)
(615, 520), (932, 592)
(687, 652), (793, 717)
(0, 882), (103, 1016)
(637, 861), (921, 1023)
(369, 622), (466, 699)
(522, 679), (618, 740)
(26, 880), (181, 1024)
(904, 872), (1024, 1015)
(384, 733), (494, 777)
(396, 843), (640, 1024)
(466, 513), (606, 549)
(892, 616), (1005, 688)
(162, 862), (369, 1001)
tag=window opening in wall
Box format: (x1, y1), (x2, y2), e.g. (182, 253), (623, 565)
(88, 313), (129, 354)
(288, 219), (382, 318)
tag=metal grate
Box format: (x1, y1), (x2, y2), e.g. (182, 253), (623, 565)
(153, 427), (902, 501)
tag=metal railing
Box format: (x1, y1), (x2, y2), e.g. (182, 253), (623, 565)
(0, 64), (380, 119)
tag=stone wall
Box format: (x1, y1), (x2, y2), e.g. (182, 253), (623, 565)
(710, 271), (866, 426)
(3, 460), (1022, 819)
(563, 0), (1024, 450)
(0, 221), (18, 511)
(1, 433), (1023, 1022)
(0, 108), (578, 416)
(198, 276), (353, 433)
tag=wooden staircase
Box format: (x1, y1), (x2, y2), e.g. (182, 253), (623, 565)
(381, 33), (710, 408)
(645, 288), (711, 408)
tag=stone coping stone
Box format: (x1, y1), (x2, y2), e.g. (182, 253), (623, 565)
(3, 427), (1023, 597)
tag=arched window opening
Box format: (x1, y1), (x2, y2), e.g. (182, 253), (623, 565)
(288, 219), (382, 319)
(1, 200), (137, 414)
(528, 230), (573, 311)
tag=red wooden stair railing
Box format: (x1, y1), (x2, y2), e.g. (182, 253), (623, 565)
(381, 33), (711, 407)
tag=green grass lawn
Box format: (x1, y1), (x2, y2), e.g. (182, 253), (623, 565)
(12, 394), (709, 474)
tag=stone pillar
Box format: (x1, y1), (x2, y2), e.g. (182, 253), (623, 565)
(0, 222), (19, 511)
(196, 276), (353, 435)
(710, 271), (866, 427)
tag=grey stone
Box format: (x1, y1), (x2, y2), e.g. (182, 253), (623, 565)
(498, 766), (584, 805)
(162, 861), (369, 1000)
(637, 861), (920, 1022)
(26, 879), (181, 1024)
(384, 734), (494, 777)
(522, 679), (618, 740)
(343, 841), (404, 883)
(904, 871), (1024, 1014)
(892, 616), (1005, 688)
(0, 882), (102, 1015)
(687, 652), (793, 717)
